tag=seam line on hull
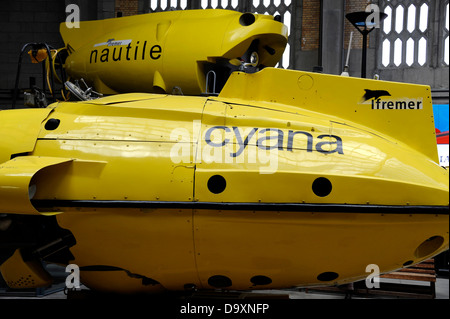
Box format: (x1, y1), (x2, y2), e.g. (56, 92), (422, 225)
(31, 200), (449, 215)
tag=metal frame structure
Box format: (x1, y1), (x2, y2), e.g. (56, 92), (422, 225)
(378, 0), (449, 69)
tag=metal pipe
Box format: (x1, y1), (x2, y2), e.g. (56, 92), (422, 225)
(362, 32), (368, 78)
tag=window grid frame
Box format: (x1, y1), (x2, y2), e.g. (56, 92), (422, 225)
(379, 0), (448, 69)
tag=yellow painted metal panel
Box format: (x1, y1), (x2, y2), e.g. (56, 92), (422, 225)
(60, 9), (288, 95)
(0, 108), (52, 164)
(219, 68), (438, 162)
(32, 140), (194, 202)
(39, 95), (205, 143)
(194, 99), (448, 206)
(193, 210), (448, 289)
(31, 95), (207, 202)
(56, 208), (198, 292)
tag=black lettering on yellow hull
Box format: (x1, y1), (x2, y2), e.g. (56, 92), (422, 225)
(204, 126), (344, 156)
(89, 41), (162, 63)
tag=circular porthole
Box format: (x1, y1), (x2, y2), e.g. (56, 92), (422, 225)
(317, 272), (339, 282)
(312, 177), (332, 197)
(207, 175), (226, 194)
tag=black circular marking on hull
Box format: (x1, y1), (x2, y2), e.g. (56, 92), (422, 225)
(45, 118), (60, 131)
(317, 272), (339, 282)
(250, 275), (272, 286)
(403, 260), (414, 267)
(312, 177), (332, 197)
(207, 175), (227, 194)
(208, 275), (232, 288)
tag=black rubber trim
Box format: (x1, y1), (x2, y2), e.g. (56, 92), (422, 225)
(31, 200), (449, 215)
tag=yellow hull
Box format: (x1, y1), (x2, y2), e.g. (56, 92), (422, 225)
(55, 208), (447, 293)
(0, 68), (448, 293)
(60, 9), (288, 95)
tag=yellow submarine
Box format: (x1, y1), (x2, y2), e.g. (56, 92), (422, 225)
(0, 9), (448, 295)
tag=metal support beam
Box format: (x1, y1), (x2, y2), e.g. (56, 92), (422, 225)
(320, 0), (345, 75)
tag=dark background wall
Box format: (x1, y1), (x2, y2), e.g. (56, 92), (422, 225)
(0, 0), (66, 93)
(0, 0), (116, 108)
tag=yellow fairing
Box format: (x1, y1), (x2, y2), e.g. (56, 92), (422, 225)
(0, 156), (72, 215)
(32, 95), (200, 202)
(56, 208), (196, 293)
(219, 68), (439, 161)
(0, 108), (53, 164)
(0, 68), (448, 292)
(53, 207), (447, 291)
(60, 9), (287, 95)
(193, 211), (447, 289)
